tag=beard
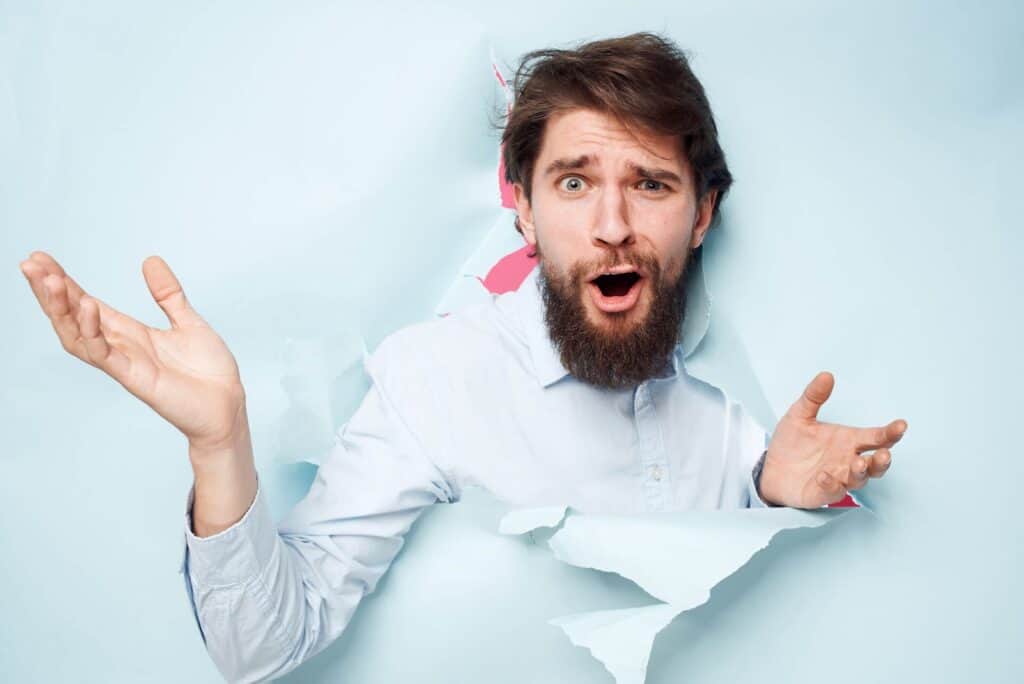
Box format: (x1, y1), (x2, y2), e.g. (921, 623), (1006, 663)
(536, 243), (692, 390)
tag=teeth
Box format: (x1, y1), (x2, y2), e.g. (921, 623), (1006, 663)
(589, 268), (641, 283)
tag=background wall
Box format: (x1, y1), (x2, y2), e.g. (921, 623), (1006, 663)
(2, 1), (1021, 682)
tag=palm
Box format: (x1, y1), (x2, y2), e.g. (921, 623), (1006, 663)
(21, 251), (246, 448)
(130, 321), (243, 446)
(760, 372), (907, 508)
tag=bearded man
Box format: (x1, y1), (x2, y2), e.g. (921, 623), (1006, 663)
(19, 32), (906, 682)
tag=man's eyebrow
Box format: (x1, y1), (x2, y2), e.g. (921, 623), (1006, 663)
(541, 156), (684, 185)
(543, 155), (593, 177)
(628, 163), (683, 184)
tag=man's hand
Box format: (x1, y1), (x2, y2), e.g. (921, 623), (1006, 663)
(759, 371), (907, 509)
(21, 250), (259, 536)
(19, 250), (248, 454)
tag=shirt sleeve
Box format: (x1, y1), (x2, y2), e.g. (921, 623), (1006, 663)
(747, 449), (771, 508)
(179, 337), (455, 683)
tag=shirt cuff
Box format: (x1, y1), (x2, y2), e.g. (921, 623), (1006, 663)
(748, 465), (771, 508)
(180, 479), (278, 587)
(748, 447), (786, 508)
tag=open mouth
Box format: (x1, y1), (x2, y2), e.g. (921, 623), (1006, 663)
(588, 271), (644, 313)
(592, 272), (641, 297)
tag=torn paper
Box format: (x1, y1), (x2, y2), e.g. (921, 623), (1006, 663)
(273, 331), (370, 464)
(544, 507), (853, 683)
(551, 604), (679, 684)
(498, 505), (568, 536)
(274, 48), (856, 684)
(434, 212), (529, 316)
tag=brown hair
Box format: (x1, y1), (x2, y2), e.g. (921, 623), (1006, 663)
(501, 32), (733, 236)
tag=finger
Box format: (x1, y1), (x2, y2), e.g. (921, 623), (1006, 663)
(866, 448), (893, 478)
(788, 371), (835, 421)
(41, 273), (87, 359)
(855, 419), (908, 452)
(20, 260), (52, 312)
(24, 256), (158, 352)
(25, 253), (153, 336)
(142, 256), (206, 328)
(77, 296), (132, 379)
(845, 455), (870, 491)
(21, 257), (76, 312)
(28, 251), (88, 307)
(814, 469), (848, 505)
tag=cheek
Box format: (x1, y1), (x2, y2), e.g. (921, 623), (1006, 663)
(533, 199), (591, 252)
(642, 203), (695, 250)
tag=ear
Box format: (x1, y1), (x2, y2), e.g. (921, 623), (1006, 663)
(689, 189), (718, 250)
(513, 182), (538, 246)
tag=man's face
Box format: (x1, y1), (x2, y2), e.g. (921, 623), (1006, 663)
(513, 107), (716, 388)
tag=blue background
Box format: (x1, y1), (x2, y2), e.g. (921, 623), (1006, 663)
(3, 1), (1021, 681)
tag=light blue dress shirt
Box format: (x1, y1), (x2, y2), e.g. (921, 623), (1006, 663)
(181, 265), (770, 682)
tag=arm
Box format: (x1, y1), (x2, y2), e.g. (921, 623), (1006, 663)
(18, 252), (451, 680)
(181, 341), (455, 683)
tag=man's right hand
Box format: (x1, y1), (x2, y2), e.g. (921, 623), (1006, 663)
(20, 251), (258, 535)
(20, 251), (247, 451)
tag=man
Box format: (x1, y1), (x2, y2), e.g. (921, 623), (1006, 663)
(19, 32), (906, 683)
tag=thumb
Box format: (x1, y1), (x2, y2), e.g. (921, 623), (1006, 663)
(142, 256), (206, 328)
(789, 371), (835, 421)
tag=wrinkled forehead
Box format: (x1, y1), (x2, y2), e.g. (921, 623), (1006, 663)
(537, 108), (689, 178)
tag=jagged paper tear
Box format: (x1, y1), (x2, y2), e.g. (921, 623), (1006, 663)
(551, 604), (679, 684)
(540, 507), (855, 683)
(498, 505), (568, 536)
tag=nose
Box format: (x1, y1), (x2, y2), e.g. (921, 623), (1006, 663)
(591, 184), (634, 248)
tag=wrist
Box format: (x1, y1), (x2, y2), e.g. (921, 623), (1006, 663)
(188, 401), (252, 468)
(188, 408), (258, 537)
(190, 455), (258, 537)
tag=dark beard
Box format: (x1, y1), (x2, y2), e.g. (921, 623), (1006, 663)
(537, 246), (691, 390)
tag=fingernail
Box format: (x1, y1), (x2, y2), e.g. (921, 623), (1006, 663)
(817, 472), (831, 486)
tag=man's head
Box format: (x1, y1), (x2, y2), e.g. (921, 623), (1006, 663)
(501, 32), (733, 389)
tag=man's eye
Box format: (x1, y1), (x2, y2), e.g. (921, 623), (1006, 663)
(559, 176), (586, 192)
(638, 179), (666, 192)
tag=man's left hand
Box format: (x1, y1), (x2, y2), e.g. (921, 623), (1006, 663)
(759, 371), (907, 508)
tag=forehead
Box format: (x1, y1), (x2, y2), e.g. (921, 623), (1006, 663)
(537, 108), (685, 172)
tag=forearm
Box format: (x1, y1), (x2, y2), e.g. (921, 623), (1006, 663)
(184, 485), (322, 683)
(188, 402), (258, 538)
(181, 399), (375, 682)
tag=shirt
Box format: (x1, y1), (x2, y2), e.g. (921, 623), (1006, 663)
(180, 264), (770, 683)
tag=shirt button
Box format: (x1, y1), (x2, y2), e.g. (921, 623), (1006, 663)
(650, 465), (663, 482)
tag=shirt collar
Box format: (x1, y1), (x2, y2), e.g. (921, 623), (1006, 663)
(512, 253), (713, 388)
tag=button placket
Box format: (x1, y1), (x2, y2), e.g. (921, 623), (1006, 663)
(634, 382), (670, 511)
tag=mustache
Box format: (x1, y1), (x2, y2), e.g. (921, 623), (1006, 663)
(566, 250), (663, 281)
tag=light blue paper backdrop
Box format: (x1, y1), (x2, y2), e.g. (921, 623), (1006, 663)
(2, 1), (1021, 682)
